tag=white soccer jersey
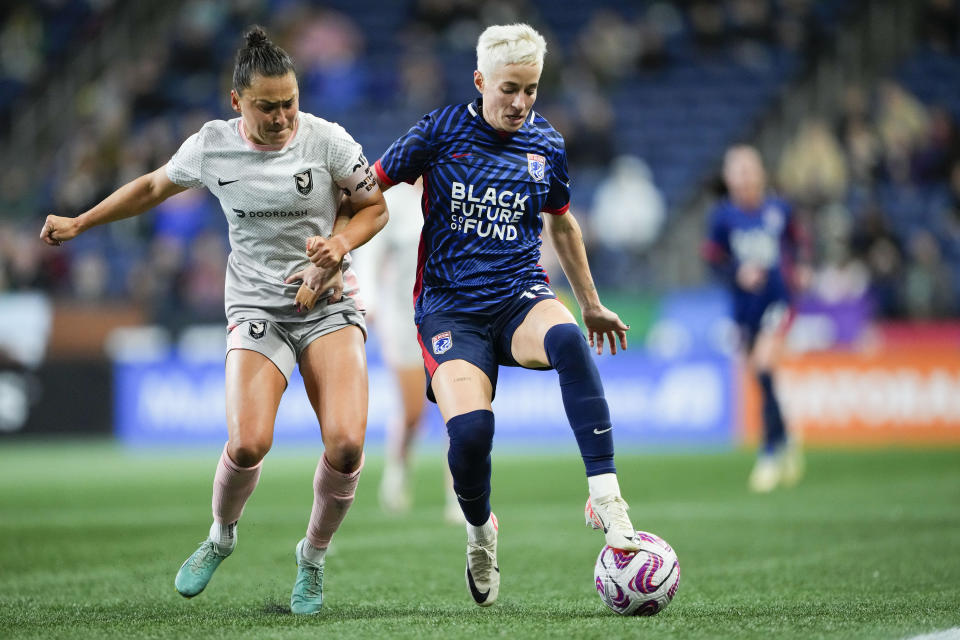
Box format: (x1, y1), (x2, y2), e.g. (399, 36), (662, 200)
(352, 181), (423, 366)
(166, 112), (376, 324)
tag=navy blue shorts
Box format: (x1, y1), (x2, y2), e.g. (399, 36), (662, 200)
(736, 298), (792, 350)
(416, 283), (557, 403)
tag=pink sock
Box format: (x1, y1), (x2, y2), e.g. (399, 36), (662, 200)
(306, 453), (364, 549)
(212, 444), (263, 524)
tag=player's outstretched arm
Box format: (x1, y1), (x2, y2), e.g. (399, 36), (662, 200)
(543, 210), (628, 355)
(41, 165), (187, 246)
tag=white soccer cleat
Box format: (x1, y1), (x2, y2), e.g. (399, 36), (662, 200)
(465, 513), (500, 607)
(779, 437), (805, 487)
(378, 462), (411, 514)
(585, 496), (641, 551)
(748, 454), (780, 493)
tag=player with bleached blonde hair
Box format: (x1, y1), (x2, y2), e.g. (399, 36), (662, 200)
(333, 23), (641, 607)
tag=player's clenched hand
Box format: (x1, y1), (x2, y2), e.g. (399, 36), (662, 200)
(582, 305), (629, 355)
(285, 265), (343, 312)
(306, 235), (349, 269)
(40, 215), (80, 246)
(736, 263), (767, 292)
(792, 263), (814, 292)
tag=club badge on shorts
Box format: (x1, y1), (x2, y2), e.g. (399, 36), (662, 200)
(249, 321), (266, 339)
(527, 153), (545, 181)
(432, 331), (452, 355)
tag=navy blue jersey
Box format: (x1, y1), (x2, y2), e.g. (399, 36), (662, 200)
(375, 98), (570, 323)
(704, 196), (801, 327)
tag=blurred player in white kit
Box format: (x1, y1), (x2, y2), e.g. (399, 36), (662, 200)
(352, 179), (462, 523)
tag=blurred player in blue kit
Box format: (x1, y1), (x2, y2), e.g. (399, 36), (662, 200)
(41, 27), (387, 614)
(704, 145), (807, 493)
(326, 23), (643, 607)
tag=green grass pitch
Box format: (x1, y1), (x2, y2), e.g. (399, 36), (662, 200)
(1, 441), (958, 639)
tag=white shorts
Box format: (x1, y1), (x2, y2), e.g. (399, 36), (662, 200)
(376, 262), (422, 369)
(226, 296), (366, 382)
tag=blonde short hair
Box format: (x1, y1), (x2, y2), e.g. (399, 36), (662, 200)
(476, 23), (547, 79)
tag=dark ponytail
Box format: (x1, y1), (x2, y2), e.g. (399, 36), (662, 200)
(233, 25), (295, 94)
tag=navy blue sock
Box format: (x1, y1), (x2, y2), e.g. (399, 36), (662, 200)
(446, 410), (495, 526)
(544, 323), (616, 477)
(758, 371), (786, 453)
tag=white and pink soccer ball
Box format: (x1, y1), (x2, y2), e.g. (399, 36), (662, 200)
(594, 531), (680, 616)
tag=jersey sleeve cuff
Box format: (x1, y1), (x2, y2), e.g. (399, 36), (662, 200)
(701, 240), (727, 263)
(373, 159), (397, 187)
(542, 202), (570, 216)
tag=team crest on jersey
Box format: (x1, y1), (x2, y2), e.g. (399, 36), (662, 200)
(432, 331), (453, 355)
(527, 153), (546, 181)
(249, 321), (266, 340)
(294, 169), (313, 195)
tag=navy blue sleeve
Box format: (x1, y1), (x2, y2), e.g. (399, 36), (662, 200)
(376, 113), (436, 186)
(544, 140), (571, 214)
(703, 205), (736, 282)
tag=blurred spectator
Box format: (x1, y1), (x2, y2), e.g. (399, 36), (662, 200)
(903, 229), (955, 318)
(876, 81), (930, 184)
(912, 106), (960, 184)
(181, 230), (228, 324)
(564, 92), (617, 171)
(0, 167), (40, 221)
(168, 1), (226, 78)
(835, 85), (872, 141)
(397, 44), (446, 111)
(128, 54), (172, 123)
(577, 9), (642, 85)
(919, 0), (959, 54)
(127, 237), (185, 325)
(0, 6), (44, 88)
(836, 87), (883, 189)
(812, 203), (870, 304)
(940, 160), (960, 237)
(776, 0), (824, 57)
(777, 117), (849, 209)
(688, 1), (727, 56)
(71, 252), (110, 302)
(0, 223), (69, 294)
(291, 8), (366, 113)
(152, 188), (220, 250)
(728, 0), (776, 68)
(588, 155), (665, 288)
(411, 0), (481, 51)
(935, 161), (960, 283)
(635, 10), (670, 71)
(412, 0), (478, 35)
(850, 204), (905, 318)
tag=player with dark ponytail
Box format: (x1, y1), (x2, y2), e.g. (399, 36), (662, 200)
(233, 26), (295, 93)
(41, 25), (387, 614)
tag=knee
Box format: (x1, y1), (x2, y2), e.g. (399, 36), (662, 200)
(446, 409), (495, 458)
(324, 429), (365, 472)
(228, 436), (272, 467)
(544, 323), (589, 367)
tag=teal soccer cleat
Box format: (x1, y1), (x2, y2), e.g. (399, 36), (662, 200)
(175, 540), (230, 598)
(290, 538), (324, 614)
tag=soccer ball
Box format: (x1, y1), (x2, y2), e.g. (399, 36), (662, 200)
(594, 531), (680, 616)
